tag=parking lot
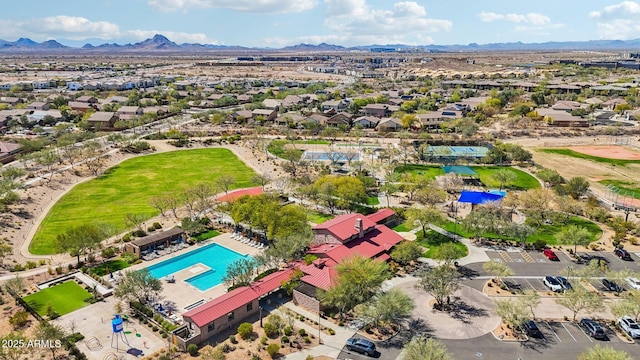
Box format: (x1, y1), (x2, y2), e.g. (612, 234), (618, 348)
(335, 332), (408, 360)
(441, 320), (638, 360)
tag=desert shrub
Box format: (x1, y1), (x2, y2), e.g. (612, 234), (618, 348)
(153, 222), (162, 229)
(9, 311), (29, 328)
(266, 343), (279, 358)
(264, 323), (279, 338)
(281, 336), (289, 344)
(237, 322), (253, 340)
(328, 328), (335, 335)
(187, 343), (199, 356)
(298, 329), (306, 336)
(283, 326), (293, 336)
(229, 335), (237, 344)
(260, 336), (268, 345)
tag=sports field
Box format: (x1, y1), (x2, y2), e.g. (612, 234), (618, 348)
(395, 164), (540, 190)
(30, 149), (256, 255)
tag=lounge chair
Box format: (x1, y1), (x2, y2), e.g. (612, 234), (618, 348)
(258, 243), (265, 249)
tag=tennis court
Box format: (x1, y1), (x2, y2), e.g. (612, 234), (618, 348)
(424, 146), (489, 159)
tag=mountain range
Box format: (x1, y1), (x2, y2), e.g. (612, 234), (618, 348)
(1, 34), (640, 53)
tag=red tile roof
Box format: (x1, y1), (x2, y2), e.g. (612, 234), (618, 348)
(365, 208), (396, 224)
(215, 186), (263, 202)
(307, 225), (403, 264)
(312, 213), (377, 242)
(183, 268), (295, 327)
(299, 259), (338, 290)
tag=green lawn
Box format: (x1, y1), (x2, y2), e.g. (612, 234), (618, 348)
(394, 164), (443, 179)
(307, 210), (335, 224)
(23, 281), (92, 316)
(472, 166), (540, 190)
(293, 139), (330, 145)
(193, 229), (220, 242)
(441, 216), (602, 245)
(88, 259), (131, 276)
(395, 164), (540, 190)
(392, 222), (414, 232)
(416, 230), (469, 259)
(267, 139), (304, 159)
(539, 148), (640, 166)
(599, 180), (640, 199)
(31, 149), (256, 255)
(366, 196), (380, 206)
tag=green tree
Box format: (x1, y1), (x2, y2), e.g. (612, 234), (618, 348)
(491, 168), (517, 190)
(115, 268), (163, 304)
(35, 322), (65, 360)
(380, 182), (399, 207)
(495, 299), (529, 333)
(561, 176), (590, 199)
(556, 225), (592, 254)
(222, 258), (257, 287)
(556, 286), (604, 321)
(356, 289), (414, 330)
(390, 241), (423, 266)
(432, 242), (465, 265)
(320, 255), (389, 318)
(406, 206), (445, 235)
(519, 289), (541, 320)
(417, 265), (461, 311)
(55, 223), (110, 264)
(483, 260), (514, 286)
(237, 322), (254, 340)
(0, 332), (28, 360)
(578, 345), (632, 360)
(403, 336), (454, 360)
(610, 289), (640, 321)
(215, 174), (236, 194)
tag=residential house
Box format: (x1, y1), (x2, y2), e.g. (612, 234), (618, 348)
(68, 101), (96, 113)
(352, 116), (379, 129)
(601, 98), (627, 111)
(416, 110), (463, 130)
(251, 109), (277, 122)
(66, 82), (83, 91)
(536, 108), (588, 127)
(262, 99), (282, 111)
(551, 100), (582, 112)
(87, 112), (118, 129)
(275, 113), (305, 127)
(228, 110), (253, 123)
(282, 95), (303, 108)
(0, 97), (23, 106)
(459, 97), (489, 110)
(0, 141), (22, 164)
(321, 99), (349, 112)
(76, 96), (98, 104)
(376, 117), (403, 131)
(116, 106), (143, 120)
(27, 110), (62, 124)
(26, 102), (50, 111)
(305, 113), (329, 126)
(326, 112), (352, 127)
(363, 103), (397, 118)
(142, 106), (170, 117)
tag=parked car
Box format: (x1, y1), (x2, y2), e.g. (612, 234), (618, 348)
(602, 279), (624, 293)
(626, 277), (640, 290)
(579, 318), (607, 340)
(617, 316), (640, 338)
(345, 338), (376, 356)
(521, 320), (543, 338)
(543, 248), (559, 261)
(555, 276), (572, 291)
(614, 248), (632, 261)
(544, 276), (563, 292)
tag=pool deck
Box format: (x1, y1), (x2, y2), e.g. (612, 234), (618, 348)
(111, 232), (263, 313)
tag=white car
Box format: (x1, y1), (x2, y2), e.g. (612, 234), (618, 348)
(618, 316), (640, 338)
(626, 277), (640, 290)
(543, 276), (564, 292)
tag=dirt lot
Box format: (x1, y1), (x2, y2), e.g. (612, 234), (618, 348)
(569, 145), (640, 160)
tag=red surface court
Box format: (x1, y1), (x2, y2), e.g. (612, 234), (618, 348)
(568, 145), (640, 160)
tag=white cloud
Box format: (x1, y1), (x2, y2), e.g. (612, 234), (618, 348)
(320, 1), (451, 46)
(148, 0), (318, 13)
(477, 12), (550, 26)
(0, 16), (219, 44)
(589, 1), (640, 19)
(589, 2), (640, 39)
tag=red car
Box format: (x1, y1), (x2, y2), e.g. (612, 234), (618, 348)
(543, 248), (559, 261)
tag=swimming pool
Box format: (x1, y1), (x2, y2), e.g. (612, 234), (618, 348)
(146, 243), (249, 291)
(301, 151), (361, 162)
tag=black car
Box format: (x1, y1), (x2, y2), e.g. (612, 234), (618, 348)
(521, 320), (543, 338)
(602, 279), (623, 293)
(345, 337), (376, 357)
(614, 248), (632, 261)
(578, 254), (610, 266)
(579, 318), (607, 340)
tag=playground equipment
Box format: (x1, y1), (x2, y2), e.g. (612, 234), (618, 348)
(110, 314), (131, 352)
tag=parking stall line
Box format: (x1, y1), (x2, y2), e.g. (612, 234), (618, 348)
(524, 279), (538, 291)
(576, 325), (594, 343)
(543, 321), (562, 342)
(536, 278), (549, 291)
(560, 322), (578, 342)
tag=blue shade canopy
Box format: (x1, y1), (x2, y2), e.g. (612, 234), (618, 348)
(458, 191), (504, 204)
(442, 166), (478, 176)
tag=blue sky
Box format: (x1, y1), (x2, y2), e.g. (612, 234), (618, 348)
(2, 1), (640, 47)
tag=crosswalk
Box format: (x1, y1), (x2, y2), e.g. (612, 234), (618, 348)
(488, 250), (544, 263)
